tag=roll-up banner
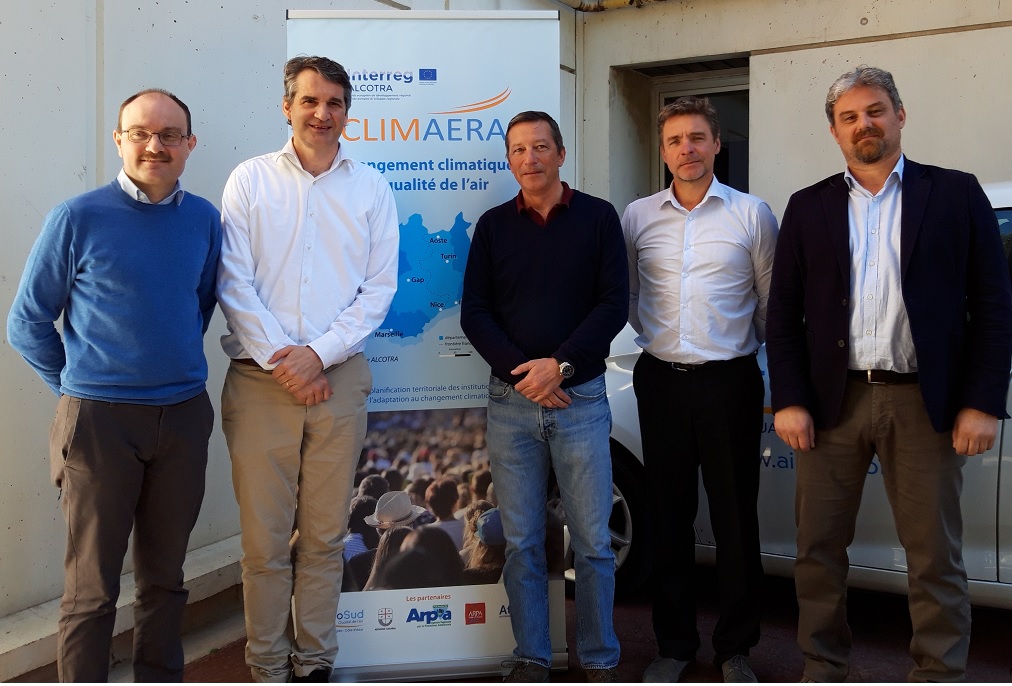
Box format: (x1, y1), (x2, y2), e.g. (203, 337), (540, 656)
(287, 10), (566, 681)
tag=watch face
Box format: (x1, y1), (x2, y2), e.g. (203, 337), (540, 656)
(560, 362), (575, 378)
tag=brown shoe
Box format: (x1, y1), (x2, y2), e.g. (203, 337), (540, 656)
(502, 660), (551, 682)
(586, 667), (619, 682)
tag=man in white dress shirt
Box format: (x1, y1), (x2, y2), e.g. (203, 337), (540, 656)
(216, 55), (399, 682)
(621, 96), (778, 683)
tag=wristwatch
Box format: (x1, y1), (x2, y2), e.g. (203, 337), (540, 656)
(558, 361), (575, 379)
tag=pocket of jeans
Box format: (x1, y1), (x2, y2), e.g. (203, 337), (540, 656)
(567, 375), (606, 401)
(488, 375), (511, 401)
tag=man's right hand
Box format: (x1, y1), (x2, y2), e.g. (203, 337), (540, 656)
(292, 374), (332, 407)
(774, 405), (816, 452)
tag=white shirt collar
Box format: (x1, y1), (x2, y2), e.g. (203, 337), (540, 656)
(275, 138), (351, 176)
(662, 175), (726, 212)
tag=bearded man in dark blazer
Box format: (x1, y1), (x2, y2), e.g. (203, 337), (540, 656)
(766, 65), (1012, 683)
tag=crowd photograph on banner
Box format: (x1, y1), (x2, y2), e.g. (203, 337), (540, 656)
(338, 408), (565, 593)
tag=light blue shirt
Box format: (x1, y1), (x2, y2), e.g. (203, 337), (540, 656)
(622, 177), (779, 364)
(116, 168), (185, 205)
(844, 155), (917, 372)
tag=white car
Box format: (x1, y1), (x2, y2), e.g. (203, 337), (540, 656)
(599, 182), (1012, 608)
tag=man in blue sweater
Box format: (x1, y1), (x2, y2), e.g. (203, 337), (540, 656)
(7, 89), (221, 682)
(461, 111), (628, 682)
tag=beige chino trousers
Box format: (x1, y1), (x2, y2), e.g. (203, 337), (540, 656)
(222, 354), (369, 682)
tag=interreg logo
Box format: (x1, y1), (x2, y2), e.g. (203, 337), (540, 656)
(465, 602), (486, 625)
(335, 608), (364, 628)
(406, 604), (452, 626)
(377, 607), (394, 627)
(348, 68), (413, 93)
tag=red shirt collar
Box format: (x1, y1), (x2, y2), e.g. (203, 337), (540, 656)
(515, 182), (574, 227)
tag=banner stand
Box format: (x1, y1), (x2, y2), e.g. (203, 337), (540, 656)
(288, 10), (566, 682)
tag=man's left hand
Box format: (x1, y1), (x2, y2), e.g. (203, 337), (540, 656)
(951, 407), (999, 456)
(512, 358), (572, 408)
(270, 345), (325, 392)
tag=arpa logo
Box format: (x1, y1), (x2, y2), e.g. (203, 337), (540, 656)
(465, 602), (486, 625)
(406, 604), (452, 627)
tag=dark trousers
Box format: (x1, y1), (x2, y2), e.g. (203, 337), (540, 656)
(633, 351), (764, 665)
(49, 392), (213, 682)
(795, 379), (968, 682)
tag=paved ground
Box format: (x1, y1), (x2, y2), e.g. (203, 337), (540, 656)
(184, 571), (1012, 682)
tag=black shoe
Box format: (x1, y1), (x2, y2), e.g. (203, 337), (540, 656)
(292, 667), (332, 682)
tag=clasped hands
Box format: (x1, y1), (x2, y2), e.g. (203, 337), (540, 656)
(511, 357), (571, 409)
(269, 345), (332, 406)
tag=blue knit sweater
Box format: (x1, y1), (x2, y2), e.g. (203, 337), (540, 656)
(8, 181), (222, 405)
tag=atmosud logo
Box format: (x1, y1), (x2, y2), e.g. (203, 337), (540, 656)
(406, 604), (452, 627)
(335, 608), (365, 633)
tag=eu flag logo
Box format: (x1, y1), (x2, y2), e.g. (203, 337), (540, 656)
(419, 69), (437, 82)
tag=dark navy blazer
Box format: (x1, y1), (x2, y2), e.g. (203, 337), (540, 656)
(767, 158), (1012, 432)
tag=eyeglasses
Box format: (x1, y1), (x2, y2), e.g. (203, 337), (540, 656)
(120, 128), (190, 146)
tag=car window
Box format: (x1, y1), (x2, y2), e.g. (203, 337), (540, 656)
(997, 208), (1012, 261)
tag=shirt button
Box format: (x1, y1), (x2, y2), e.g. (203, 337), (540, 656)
(866, 329), (872, 335)
(866, 294), (873, 300)
(837, 340), (846, 348)
(842, 298), (848, 306)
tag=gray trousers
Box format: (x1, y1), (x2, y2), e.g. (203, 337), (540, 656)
(794, 379), (969, 682)
(49, 391), (213, 682)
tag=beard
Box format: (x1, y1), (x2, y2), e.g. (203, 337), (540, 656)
(852, 128), (888, 164)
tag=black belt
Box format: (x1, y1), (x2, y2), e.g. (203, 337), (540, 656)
(847, 369), (918, 385)
(670, 360), (710, 371)
(649, 351), (757, 372)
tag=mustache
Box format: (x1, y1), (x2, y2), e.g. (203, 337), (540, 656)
(140, 154), (171, 162)
(853, 127), (882, 142)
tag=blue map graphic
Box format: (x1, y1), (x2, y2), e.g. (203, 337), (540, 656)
(378, 212), (472, 339)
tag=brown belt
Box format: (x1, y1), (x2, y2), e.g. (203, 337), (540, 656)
(232, 357), (341, 375)
(847, 369), (918, 385)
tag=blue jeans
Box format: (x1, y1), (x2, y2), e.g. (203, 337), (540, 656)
(486, 373), (620, 669)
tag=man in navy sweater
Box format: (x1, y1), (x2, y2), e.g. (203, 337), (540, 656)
(461, 111), (628, 682)
(7, 89), (221, 682)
